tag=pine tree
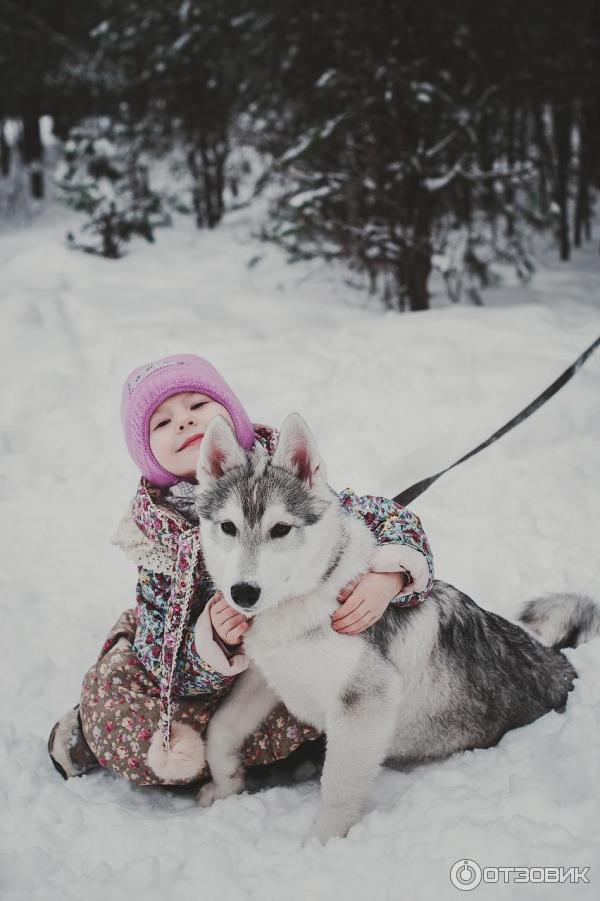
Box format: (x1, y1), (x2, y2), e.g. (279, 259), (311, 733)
(55, 119), (171, 257)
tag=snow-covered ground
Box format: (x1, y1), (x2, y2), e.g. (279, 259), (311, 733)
(1, 207), (599, 901)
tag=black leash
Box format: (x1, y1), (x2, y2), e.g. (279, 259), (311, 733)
(393, 334), (600, 507)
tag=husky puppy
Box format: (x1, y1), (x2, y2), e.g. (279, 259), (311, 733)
(193, 413), (589, 843)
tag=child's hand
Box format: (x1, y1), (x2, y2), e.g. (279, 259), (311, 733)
(209, 593), (249, 647)
(331, 571), (409, 635)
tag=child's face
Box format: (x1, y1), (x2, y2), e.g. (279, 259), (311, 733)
(149, 391), (235, 479)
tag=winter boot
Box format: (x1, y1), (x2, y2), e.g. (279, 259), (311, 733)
(48, 706), (99, 779)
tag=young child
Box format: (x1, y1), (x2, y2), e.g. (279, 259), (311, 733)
(49, 353), (434, 787)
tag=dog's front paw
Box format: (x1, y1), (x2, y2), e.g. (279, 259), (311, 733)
(303, 811), (354, 845)
(197, 780), (219, 808)
(197, 772), (245, 808)
(301, 826), (324, 847)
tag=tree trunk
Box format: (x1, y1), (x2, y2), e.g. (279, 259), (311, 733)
(552, 99), (572, 261)
(517, 101), (529, 165)
(188, 131), (228, 230)
(396, 177), (433, 312)
(531, 99), (553, 217)
(574, 102), (590, 249)
(21, 109), (44, 199)
(199, 139), (217, 229)
(478, 114), (494, 222)
(505, 88), (516, 238)
(397, 247), (430, 311)
(461, 177), (473, 228)
(0, 117), (10, 177)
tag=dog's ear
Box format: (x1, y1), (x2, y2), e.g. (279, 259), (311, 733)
(272, 413), (327, 487)
(196, 415), (246, 487)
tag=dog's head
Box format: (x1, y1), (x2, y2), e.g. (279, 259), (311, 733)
(194, 412), (333, 616)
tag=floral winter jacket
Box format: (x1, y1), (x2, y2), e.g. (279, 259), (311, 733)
(112, 424), (434, 748)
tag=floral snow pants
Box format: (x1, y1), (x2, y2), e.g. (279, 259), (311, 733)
(80, 608), (322, 787)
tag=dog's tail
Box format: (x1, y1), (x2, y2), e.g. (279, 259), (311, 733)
(518, 593), (600, 650)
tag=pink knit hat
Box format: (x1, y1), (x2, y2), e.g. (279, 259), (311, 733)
(121, 354), (255, 486)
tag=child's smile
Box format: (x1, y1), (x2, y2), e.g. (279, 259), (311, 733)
(178, 433), (203, 452)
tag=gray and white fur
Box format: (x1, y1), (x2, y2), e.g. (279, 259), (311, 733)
(193, 413), (594, 843)
(518, 592), (600, 650)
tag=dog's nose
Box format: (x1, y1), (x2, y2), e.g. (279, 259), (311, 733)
(231, 582), (261, 608)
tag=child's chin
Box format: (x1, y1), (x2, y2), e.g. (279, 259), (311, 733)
(174, 464), (197, 479)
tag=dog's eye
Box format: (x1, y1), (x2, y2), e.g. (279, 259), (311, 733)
(270, 523), (292, 539)
(221, 521), (237, 536)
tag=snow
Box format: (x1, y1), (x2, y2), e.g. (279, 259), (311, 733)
(315, 70), (336, 89)
(288, 186), (331, 208)
(424, 164), (460, 191)
(1, 205), (599, 901)
(280, 116), (344, 163)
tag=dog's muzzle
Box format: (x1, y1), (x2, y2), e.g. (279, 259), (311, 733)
(231, 582), (261, 609)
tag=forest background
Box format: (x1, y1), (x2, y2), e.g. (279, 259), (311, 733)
(2, 0), (599, 311)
